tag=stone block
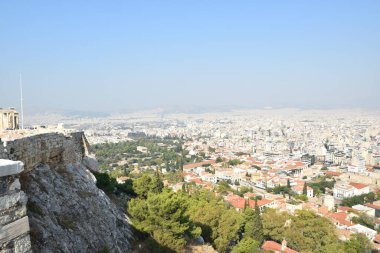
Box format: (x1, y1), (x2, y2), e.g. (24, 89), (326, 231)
(14, 234), (31, 253)
(0, 160), (23, 177)
(9, 179), (21, 192)
(0, 205), (27, 226)
(0, 192), (26, 211)
(0, 216), (30, 244)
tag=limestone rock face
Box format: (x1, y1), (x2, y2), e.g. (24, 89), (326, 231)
(82, 155), (99, 173)
(21, 162), (133, 253)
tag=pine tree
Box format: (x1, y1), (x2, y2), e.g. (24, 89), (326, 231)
(252, 198), (264, 243)
(303, 183), (307, 195)
(152, 170), (164, 194)
(180, 157), (184, 172)
(287, 179), (291, 188)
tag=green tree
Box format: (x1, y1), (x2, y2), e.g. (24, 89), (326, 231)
(179, 157), (184, 171)
(217, 181), (231, 194)
(231, 237), (260, 253)
(215, 209), (243, 252)
(262, 209), (289, 242)
(216, 157), (223, 163)
(285, 210), (342, 253)
(262, 209), (344, 253)
(252, 199), (264, 243)
(294, 194), (308, 202)
(239, 186), (253, 195)
(133, 173), (163, 198)
(341, 192), (378, 207)
(243, 208), (255, 238)
(164, 171), (183, 184)
(351, 213), (375, 229)
(302, 183), (307, 195)
(287, 179), (291, 188)
(186, 189), (242, 252)
(229, 159), (242, 166)
(344, 233), (372, 253)
(128, 190), (200, 252)
(93, 172), (117, 194)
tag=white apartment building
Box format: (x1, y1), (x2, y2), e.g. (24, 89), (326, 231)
(292, 185), (314, 198)
(200, 172), (217, 183)
(333, 181), (370, 200)
(352, 204), (375, 217)
(349, 224), (377, 241)
(347, 165), (365, 174)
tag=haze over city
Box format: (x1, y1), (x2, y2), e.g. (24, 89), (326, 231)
(3, 1), (380, 253)
(1, 1), (379, 114)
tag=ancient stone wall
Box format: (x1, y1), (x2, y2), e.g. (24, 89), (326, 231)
(0, 132), (132, 252)
(0, 132), (89, 172)
(0, 132), (89, 253)
(0, 160), (31, 253)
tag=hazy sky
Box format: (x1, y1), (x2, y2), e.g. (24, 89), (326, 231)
(0, 1), (379, 113)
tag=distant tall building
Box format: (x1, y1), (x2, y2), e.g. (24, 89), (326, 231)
(0, 108), (20, 130)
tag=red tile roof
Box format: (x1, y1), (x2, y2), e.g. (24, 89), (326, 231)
(326, 212), (353, 227)
(375, 234), (380, 244)
(365, 203), (380, 210)
(338, 206), (353, 212)
(225, 195), (246, 209)
(183, 160), (215, 169)
(349, 182), (369, 190)
(284, 161), (306, 170)
(292, 185), (312, 191)
(225, 195), (274, 210)
(262, 241), (299, 253)
(243, 192), (256, 198)
(318, 206), (329, 215)
(324, 171), (342, 176)
(248, 198), (273, 208)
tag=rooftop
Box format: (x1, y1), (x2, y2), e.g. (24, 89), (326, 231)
(262, 241), (299, 253)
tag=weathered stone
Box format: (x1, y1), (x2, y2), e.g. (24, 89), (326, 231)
(0, 161), (23, 177)
(0, 132), (88, 171)
(0, 132), (132, 253)
(14, 234), (31, 253)
(9, 179), (20, 192)
(0, 176), (12, 195)
(0, 192), (27, 211)
(0, 216), (30, 244)
(0, 206), (27, 226)
(82, 155), (99, 172)
(24, 163), (133, 253)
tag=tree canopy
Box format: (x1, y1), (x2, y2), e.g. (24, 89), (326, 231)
(128, 190), (200, 252)
(133, 173), (164, 199)
(262, 209), (344, 253)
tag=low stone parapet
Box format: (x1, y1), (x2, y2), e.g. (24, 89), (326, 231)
(0, 132), (89, 171)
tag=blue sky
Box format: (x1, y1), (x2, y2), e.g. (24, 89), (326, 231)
(0, 1), (379, 113)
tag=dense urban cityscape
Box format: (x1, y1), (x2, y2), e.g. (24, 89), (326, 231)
(2, 108), (380, 252)
(1, 1), (379, 252)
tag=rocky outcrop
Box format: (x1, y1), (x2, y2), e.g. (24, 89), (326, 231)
(82, 155), (100, 173)
(23, 162), (132, 253)
(0, 132), (133, 253)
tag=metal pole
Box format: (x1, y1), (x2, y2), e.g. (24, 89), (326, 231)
(19, 73), (24, 129)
